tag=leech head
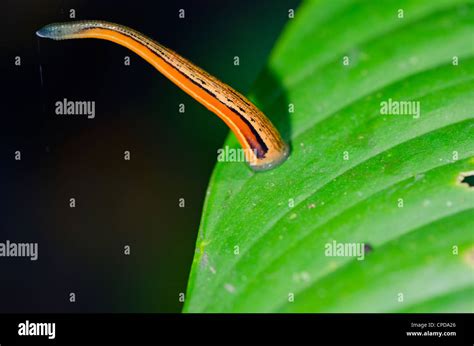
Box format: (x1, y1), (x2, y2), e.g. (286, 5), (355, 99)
(36, 21), (135, 41)
(36, 23), (84, 40)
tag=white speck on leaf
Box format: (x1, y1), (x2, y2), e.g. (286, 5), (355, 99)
(414, 173), (424, 181)
(292, 271), (310, 283)
(224, 283), (236, 293)
(199, 252), (209, 269)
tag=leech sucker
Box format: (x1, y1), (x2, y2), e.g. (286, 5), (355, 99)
(36, 20), (289, 171)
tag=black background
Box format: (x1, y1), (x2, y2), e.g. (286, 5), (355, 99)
(0, 0), (298, 312)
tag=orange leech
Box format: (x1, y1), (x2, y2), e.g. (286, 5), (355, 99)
(37, 20), (289, 171)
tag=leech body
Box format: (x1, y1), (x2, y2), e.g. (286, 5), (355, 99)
(36, 20), (288, 171)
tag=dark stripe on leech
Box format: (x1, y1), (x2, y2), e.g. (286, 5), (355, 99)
(174, 72), (270, 158)
(89, 24), (270, 158)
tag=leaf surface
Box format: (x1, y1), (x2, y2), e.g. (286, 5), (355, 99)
(184, 0), (474, 312)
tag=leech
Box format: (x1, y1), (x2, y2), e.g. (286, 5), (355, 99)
(36, 20), (289, 171)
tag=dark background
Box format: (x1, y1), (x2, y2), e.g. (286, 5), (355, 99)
(0, 0), (299, 312)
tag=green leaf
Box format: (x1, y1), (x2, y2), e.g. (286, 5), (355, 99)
(183, 0), (474, 312)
